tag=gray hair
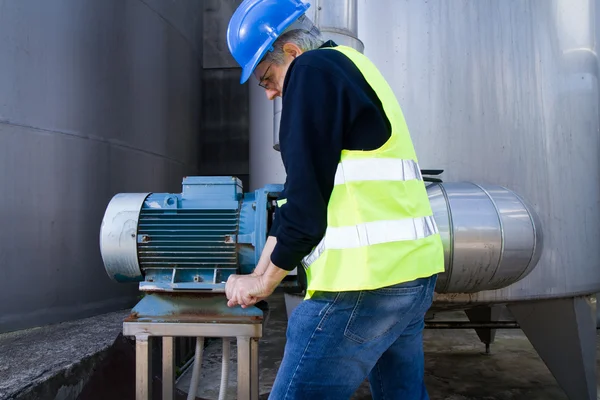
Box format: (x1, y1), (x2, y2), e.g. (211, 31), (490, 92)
(262, 17), (324, 65)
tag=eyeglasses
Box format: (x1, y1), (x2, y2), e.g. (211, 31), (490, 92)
(258, 64), (273, 90)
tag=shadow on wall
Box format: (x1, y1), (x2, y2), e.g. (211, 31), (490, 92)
(200, 0), (250, 189)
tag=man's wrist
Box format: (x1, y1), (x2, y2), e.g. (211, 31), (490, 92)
(261, 262), (289, 290)
(252, 236), (278, 276)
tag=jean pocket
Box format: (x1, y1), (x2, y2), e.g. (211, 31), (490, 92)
(343, 284), (425, 344)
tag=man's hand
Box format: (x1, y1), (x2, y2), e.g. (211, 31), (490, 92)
(225, 262), (288, 308)
(225, 274), (272, 308)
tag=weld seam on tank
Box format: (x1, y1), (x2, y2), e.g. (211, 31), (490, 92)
(0, 119), (192, 168)
(472, 183), (505, 287)
(510, 188), (543, 283)
(136, 0), (201, 58)
(437, 183), (454, 293)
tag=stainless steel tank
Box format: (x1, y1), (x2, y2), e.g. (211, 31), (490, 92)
(252, 0), (600, 304)
(249, 1), (599, 398)
(358, 2), (598, 398)
(357, 0), (600, 304)
(0, 0), (203, 333)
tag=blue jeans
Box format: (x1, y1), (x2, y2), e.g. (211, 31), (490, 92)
(269, 274), (437, 400)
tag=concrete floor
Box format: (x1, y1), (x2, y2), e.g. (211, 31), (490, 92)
(177, 293), (600, 400)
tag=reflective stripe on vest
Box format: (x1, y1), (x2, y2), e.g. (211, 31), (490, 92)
(334, 158), (422, 185)
(302, 215), (438, 267)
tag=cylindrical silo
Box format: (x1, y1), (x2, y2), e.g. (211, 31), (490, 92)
(249, 1), (599, 398)
(0, 0), (203, 333)
(250, 0), (600, 301)
(358, 1), (597, 398)
(357, 0), (600, 305)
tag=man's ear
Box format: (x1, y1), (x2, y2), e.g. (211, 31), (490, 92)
(282, 42), (303, 59)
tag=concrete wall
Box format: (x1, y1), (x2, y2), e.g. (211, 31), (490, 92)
(0, 0), (204, 333)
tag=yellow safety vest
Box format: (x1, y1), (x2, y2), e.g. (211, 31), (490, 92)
(280, 45), (445, 299)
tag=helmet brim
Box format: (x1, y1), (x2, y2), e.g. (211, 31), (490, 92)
(240, 47), (267, 84)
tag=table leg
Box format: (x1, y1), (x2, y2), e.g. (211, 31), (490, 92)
(162, 337), (175, 400)
(136, 335), (153, 400)
(237, 336), (251, 399)
(250, 338), (259, 400)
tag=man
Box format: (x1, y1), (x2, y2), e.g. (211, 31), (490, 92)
(225, 1), (445, 398)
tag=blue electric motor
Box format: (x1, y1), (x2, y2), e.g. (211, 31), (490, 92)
(100, 173), (544, 296)
(100, 176), (287, 292)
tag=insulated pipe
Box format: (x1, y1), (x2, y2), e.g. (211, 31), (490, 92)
(184, 337), (231, 400)
(187, 337), (205, 400)
(272, 0), (362, 150)
(218, 338), (231, 400)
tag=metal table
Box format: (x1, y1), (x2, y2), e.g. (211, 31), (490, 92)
(122, 293), (264, 400)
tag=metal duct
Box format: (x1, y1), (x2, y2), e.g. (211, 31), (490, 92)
(427, 182), (543, 294)
(312, 0), (363, 51)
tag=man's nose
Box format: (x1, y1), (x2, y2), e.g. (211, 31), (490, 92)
(265, 89), (279, 100)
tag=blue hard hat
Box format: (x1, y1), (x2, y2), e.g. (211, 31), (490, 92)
(227, 0), (311, 84)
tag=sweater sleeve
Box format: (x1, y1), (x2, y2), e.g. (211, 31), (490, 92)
(270, 62), (351, 271)
(267, 186), (285, 237)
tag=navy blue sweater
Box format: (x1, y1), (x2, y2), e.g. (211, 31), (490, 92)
(269, 41), (391, 271)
